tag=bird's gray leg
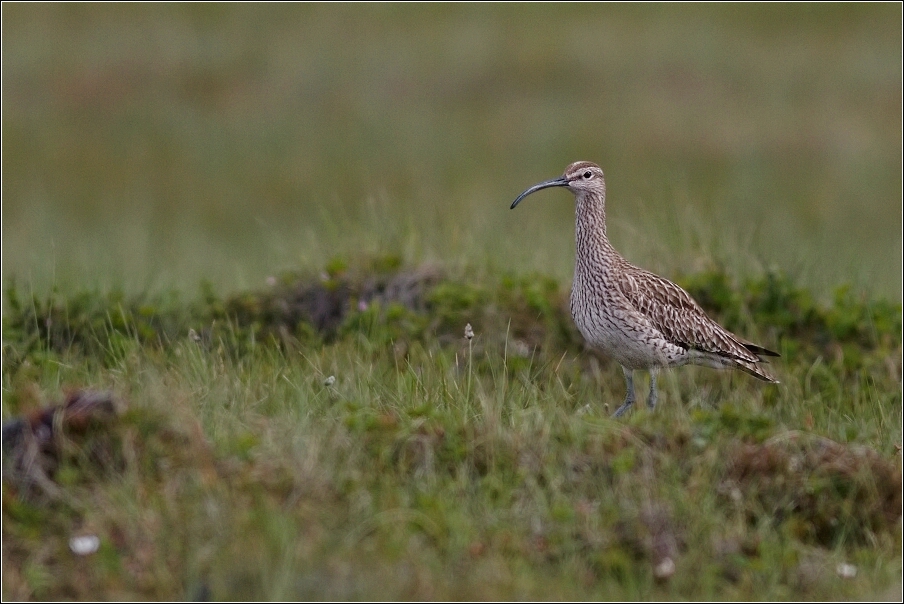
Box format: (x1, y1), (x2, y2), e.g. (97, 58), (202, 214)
(647, 368), (659, 410)
(612, 366), (635, 417)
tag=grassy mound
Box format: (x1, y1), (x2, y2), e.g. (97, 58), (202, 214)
(4, 255), (900, 368)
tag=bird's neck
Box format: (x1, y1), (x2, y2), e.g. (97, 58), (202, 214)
(574, 190), (617, 273)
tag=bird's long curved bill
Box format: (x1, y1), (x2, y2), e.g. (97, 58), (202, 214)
(510, 176), (569, 209)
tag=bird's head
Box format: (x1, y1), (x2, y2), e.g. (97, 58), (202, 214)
(510, 161), (605, 209)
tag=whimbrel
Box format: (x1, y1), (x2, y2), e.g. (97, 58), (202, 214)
(511, 161), (779, 417)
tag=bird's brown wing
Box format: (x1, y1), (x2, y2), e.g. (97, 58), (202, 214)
(617, 267), (768, 364)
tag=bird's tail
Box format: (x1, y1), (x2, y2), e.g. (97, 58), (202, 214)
(734, 358), (780, 384)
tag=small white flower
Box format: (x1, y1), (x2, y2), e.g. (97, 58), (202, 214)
(836, 562), (857, 579)
(323, 375), (336, 387)
(464, 323), (474, 340)
(69, 535), (100, 556)
(654, 557), (675, 580)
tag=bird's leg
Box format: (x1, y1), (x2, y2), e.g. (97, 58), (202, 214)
(647, 368), (659, 410)
(612, 366), (635, 417)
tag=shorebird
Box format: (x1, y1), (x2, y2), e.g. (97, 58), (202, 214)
(511, 161), (779, 417)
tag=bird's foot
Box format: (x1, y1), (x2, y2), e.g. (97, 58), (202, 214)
(612, 398), (634, 418)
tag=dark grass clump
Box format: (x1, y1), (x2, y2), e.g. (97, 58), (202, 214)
(724, 433), (902, 547)
(221, 257), (445, 347)
(2, 390), (120, 502)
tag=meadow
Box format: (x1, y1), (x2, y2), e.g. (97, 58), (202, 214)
(2, 4), (902, 600)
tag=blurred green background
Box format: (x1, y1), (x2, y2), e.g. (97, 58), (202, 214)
(2, 4), (901, 299)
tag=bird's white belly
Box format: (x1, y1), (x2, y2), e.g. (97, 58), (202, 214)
(570, 283), (687, 370)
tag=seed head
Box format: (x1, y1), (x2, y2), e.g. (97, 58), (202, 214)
(464, 323), (474, 340)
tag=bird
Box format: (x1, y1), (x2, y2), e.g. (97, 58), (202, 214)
(510, 161), (779, 417)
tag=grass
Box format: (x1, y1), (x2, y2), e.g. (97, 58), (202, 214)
(2, 260), (901, 599)
(2, 4), (902, 600)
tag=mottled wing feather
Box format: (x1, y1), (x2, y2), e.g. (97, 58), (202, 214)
(618, 267), (763, 364)
(743, 342), (780, 358)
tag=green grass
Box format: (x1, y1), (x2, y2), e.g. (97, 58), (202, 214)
(2, 4), (902, 600)
(2, 260), (901, 599)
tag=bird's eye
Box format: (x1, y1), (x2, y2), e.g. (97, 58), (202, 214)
(583, 171), (593, 179)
